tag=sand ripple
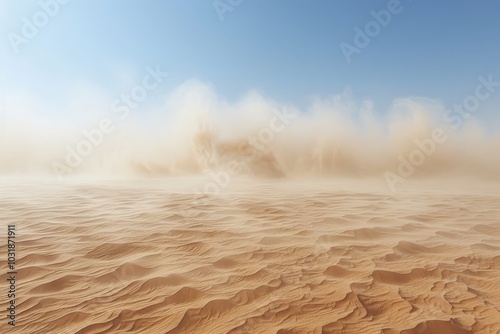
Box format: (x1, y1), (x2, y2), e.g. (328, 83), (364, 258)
(1, 179), (499, 333)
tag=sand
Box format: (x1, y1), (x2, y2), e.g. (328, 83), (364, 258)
(1, 178), (499, 333)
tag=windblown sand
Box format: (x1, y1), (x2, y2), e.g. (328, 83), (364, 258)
(1, 179), (500, 333)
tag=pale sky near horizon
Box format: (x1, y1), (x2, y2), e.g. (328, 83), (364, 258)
(0, 0), (499, 125)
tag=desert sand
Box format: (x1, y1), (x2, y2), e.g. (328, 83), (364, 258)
(1, 178), (499, 333)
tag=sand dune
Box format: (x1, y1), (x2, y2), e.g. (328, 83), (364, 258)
(1, 178), (500, 333)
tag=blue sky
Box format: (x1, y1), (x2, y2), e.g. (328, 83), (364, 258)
(1, 0), (499, 119)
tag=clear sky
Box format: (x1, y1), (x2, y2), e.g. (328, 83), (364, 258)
(1, 0), (499, 119)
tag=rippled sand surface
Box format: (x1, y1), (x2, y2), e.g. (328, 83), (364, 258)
(1, 179), (500, 333)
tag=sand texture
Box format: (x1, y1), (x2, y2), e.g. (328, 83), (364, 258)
(1, 179), (499, 333)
